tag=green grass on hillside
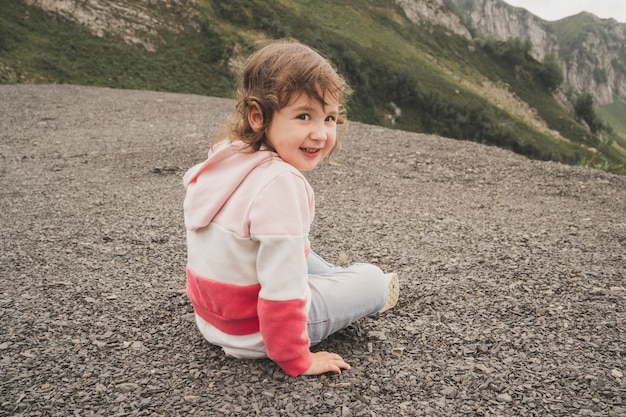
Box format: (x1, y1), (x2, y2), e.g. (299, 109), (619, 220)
(0, 1), (234, 96)
(598, 99), (626, 149)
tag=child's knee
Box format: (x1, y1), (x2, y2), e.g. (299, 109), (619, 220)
(362, 262), (385, 279)
(354, 263), (386, 291)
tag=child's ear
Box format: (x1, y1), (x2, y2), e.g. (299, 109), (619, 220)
(247, 102), (264, 132)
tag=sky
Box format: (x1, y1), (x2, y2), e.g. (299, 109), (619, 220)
(501, 0), (626, 23)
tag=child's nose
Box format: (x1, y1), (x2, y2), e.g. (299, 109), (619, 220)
(310, 121), (327, 140)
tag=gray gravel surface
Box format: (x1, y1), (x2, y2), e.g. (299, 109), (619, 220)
(1, 84), (625, 417)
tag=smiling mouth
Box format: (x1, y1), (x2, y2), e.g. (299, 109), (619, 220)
(300, 148), (320, 154)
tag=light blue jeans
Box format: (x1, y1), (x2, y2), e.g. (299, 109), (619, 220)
(306, 251), (387, 345)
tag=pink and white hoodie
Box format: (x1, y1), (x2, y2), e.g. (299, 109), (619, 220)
(183, 140), (314, 376)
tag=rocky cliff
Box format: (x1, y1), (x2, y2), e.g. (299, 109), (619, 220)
(458, 0), (558, 60)
(553, 13), (626, 106)
(23, 0), (199, 51)
(394, 0), (471, 39)
(441, 0), (626, 105)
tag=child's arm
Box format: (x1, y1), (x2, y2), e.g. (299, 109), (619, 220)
(250, 171), (337, 376)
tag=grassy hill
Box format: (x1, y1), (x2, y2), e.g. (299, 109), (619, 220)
(1, 0), (624, 174)
(597, 99), (626, 152)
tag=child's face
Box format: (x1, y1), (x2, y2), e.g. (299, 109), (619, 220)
(265, 93), (338, 171)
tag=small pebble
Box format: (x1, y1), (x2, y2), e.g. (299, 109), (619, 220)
(496, 393), (513, 403)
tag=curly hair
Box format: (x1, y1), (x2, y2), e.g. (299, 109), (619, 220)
(215, 40), (352, 156)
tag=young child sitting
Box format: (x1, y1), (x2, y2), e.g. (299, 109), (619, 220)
(183, 40), (399, 377)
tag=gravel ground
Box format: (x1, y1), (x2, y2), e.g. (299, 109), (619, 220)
(1, 84), (625, 417)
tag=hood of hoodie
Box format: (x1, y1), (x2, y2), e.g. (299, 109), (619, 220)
(183, 140), (275, 231)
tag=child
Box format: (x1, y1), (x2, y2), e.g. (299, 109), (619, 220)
(183, 40), (399, 377)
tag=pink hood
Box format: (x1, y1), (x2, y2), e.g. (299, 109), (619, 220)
(183, 141), (275, 231)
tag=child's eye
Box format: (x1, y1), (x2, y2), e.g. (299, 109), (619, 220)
(297, 114), (310, 121)
(325, 115), (336, 122)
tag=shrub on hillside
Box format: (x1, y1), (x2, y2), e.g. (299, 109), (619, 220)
(478, 37), (532, 66)
(574, 92), (603, 133)
(535, 54), (564, 92)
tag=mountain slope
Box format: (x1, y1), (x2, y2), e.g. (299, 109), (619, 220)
(1, 0), (624, 173)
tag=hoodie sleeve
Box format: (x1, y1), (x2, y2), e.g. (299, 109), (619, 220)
(248, 170), (314, 376)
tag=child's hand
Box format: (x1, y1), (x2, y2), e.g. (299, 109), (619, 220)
(303, 351), (350, 376)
